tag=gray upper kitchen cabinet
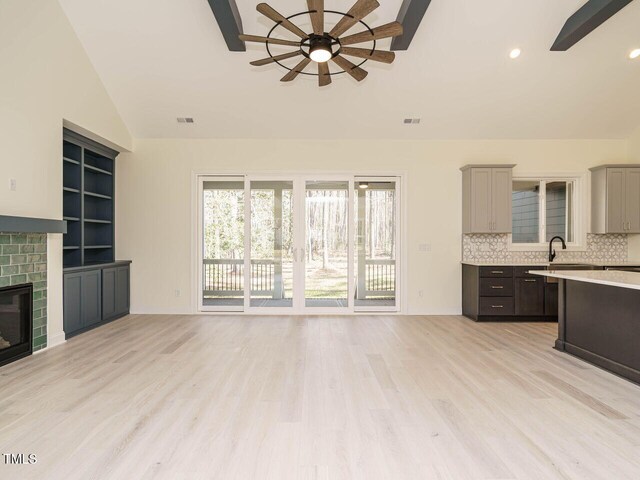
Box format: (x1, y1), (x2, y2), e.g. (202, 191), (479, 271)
(461, 165), (515, 234)
(591, 165), (640, 234)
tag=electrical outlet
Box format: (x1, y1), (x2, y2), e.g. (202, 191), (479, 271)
(10, 179), (16, 191)
(418, 243), (431, 252)
(175, 289), (181, 297)
(418, 290), (424, 298)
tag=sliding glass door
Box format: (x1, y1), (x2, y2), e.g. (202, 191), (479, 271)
(249, 180), (295, 308)
(199, 175), (400, 313)
(201, 178), (245, 309)
(304, 180), (352, 310)
(354, 178), (398, 310)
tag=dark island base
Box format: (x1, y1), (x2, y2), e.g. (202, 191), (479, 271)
(472, 316), (556, 323)
(556, 279), (640, 386)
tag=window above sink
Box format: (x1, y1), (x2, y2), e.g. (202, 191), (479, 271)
(510, 173), (587, 252)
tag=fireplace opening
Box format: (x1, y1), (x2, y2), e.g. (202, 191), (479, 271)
(0, 283), (33, 367)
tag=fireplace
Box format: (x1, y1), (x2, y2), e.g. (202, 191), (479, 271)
(0, 284), (33, 367)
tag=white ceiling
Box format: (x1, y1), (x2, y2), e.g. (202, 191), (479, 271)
(58, 0), (640, 139)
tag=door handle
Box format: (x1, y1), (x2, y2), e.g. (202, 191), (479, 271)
(491, 305), (504, 308)
(524, 279), (537, 282)
(491, 286), (504, 289)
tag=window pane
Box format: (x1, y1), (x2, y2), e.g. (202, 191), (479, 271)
(512, 181), (540, 243)
(546, 181), (573, 242)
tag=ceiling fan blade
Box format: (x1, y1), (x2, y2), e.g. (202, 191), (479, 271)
(318, 61), (331, 87)
(281, 58), (312, 82)
(331, 55), (368, 82)
(257, 3), (308, 39)
(329, 0), (379, 38)
(307, 0), (324, 36)
(340, 47), (395, 64)
(239, 34), (301, 47)
(250, 50), (303, 66)
(339, 22), (404, 46)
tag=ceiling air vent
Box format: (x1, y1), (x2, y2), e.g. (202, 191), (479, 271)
(177, 117), (195, 124)
(403, 118), (421, 125)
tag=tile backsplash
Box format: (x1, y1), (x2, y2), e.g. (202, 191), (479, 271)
(463, 234), (628, 264)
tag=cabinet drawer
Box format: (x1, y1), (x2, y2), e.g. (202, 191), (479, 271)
(479, 278), (513, 296)
(514, 266), (546, 278)
(479, 297), (514, 316)
(480, 266), (513, 278)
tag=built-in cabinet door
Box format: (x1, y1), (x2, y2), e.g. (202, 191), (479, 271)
(63, 272), (83, 333)
(115, 266), (130, 316)
(103, 266), (130, 320)
(625, 168), (640, 233)
(606, 169), (626, 233)
(102, 267), (117, 320)
(82, 270), (102, 327)
(470, 168), (493, 233)
(491, 168), (513, 233)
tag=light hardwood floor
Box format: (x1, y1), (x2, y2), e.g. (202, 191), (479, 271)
(1, 314), (639, 480)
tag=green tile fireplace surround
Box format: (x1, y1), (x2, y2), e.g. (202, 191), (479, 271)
(0, 233), (47, 351)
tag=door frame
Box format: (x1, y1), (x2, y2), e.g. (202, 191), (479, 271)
(194, 171), (406, 315)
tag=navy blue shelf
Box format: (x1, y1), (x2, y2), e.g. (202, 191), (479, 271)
(63, 131), (117, 269)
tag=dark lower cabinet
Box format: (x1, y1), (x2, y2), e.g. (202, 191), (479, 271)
(515, 277), (545, 316)
(63, 261), (131, 337)
(102, 265), (130, 321)
(463, 264), (556, 322)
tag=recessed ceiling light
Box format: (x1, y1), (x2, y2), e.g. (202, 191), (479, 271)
(509, 48), (521, 59)
(629, 49), (640, 60)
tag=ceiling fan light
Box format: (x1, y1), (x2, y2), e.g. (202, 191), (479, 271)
(310, 45), (332, 63)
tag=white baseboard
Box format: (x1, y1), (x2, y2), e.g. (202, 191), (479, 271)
(44, 332), (66, 350)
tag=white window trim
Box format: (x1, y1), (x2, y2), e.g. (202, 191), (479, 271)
(509, 172), (588, 252)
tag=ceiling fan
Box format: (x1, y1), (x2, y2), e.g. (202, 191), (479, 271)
(239, 0), (403, 87)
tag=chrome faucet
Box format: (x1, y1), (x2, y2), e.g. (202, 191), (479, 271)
(548, 236), (567, 262)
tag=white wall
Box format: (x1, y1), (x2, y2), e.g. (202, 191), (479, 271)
(0, 0), (132, 347)
(117, 139), (629, 315)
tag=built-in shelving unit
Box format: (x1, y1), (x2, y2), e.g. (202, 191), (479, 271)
(62, 130), (117, 268)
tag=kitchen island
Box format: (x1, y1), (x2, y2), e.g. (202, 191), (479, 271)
(531, 270), (640, 384)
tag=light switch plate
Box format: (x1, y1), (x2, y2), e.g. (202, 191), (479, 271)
(10, 179), (16, 191)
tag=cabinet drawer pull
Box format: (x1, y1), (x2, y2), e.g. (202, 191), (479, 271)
(491, 305), (504, 308)
(524, 279), (537, 282)
(491, 286), (504, 289)
(491, 271), (504, 274)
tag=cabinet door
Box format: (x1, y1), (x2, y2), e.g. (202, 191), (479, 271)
(491, 168), (513, 233)
(606, 169), (626, 233)
(625, 168), (640, 233)
(102, 267), (117, 321)
(115, 266), (130, 317)
(63, 273), (83, 334)
(81, 270), (102, 327)
(515, 277), (544, 316)
(545, 284), (558, 316)
(470, 168), (493, 232)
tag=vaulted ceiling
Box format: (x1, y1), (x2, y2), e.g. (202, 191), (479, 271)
(58, 0), (640, 139)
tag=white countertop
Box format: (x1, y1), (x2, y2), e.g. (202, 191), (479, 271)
(530, 270), (640, 291)
(461, 261), (640, 267)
